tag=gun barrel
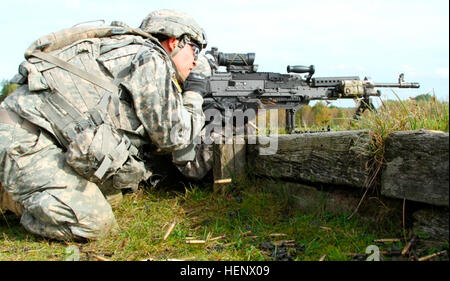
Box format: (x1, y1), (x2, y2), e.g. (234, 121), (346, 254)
(373, 82), (420, 88)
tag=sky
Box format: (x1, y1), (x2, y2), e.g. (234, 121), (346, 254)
(0, 0), (448, 107)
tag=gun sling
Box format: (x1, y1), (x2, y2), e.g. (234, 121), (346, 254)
(31, 51), (119, 94)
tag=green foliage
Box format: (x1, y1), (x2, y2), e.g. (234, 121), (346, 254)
(1, 90), (447, 261)
(295, 96), (449, 133)
(295, 102), (354, 130)
(312, 102), (331, 126)
(0, 183), (404, 261)
(1, 80), (18, 104)
(293, 96), (449, 192)
(414, 93), (433, 102)
(353, 94), (449, 134)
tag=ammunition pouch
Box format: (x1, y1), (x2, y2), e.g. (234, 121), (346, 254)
(65, 122), (143, 189)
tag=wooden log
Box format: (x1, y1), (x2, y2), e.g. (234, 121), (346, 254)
(247, 130), (371, 188)
(213, 136), (246, 194)
(412, 208), (449, 244)
(381, 130), (449, 207)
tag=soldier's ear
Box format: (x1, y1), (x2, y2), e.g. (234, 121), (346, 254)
(167, 37), (179, 52)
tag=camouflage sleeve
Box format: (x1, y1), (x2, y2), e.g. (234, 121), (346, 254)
(192, 54), (212, 77)
(182, 90), (204, 140)
(123, 48), (200, 153)
(179, 53), (212, 144)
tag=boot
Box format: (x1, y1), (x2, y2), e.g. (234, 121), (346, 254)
(0, 183), (23, 216)
(98, 179), (123, 209)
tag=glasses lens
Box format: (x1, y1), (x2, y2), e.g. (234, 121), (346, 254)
(189, 42), (200, 60)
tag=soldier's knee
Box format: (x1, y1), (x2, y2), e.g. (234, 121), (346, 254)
(23, 191), (78, 226)
(69, 211), (118, 241)
(21, 189), (118, 241)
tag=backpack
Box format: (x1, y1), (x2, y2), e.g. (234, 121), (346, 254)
(20, 22), (164, 190)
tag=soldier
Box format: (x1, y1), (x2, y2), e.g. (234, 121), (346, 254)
(0, 9), (209, 241)
(173, 53), (215, 180)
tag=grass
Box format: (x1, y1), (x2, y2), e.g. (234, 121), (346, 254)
(1, 97), (447, 261)
(349, 96), (449, 189)
(0, 179), (405, 261)
(342, 95), (448, 134)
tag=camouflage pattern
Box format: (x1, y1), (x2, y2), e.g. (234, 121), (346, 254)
(173, 54), (214, 179)
(139, 9), (207, 49)
(24, 25), (135, 58)
(0, 122), (117, 240)
(0, 11), (208, 240)
(340, 80), (365, 98)
(174, 133), (215, 180)
(192, 54), (212, 77)
(121, 42), (204, 152)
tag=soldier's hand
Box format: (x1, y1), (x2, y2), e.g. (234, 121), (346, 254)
(183, 72), (208, 97)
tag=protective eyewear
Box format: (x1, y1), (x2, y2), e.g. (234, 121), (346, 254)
(187, 41), (200, 61)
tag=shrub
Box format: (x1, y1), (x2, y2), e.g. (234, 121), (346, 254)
(1, 80), (18, 104)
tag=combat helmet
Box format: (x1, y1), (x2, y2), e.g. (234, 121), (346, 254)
(139, 9), (207, 50)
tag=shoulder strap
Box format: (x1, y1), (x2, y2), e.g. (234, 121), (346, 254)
(31, 51), (118, 94)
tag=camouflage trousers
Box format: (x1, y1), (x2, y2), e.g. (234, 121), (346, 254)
(0, 122), (117, 241)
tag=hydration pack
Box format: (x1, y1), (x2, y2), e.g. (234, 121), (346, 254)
(18, 22), (163, 190)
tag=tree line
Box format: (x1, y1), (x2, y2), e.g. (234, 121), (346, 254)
(1, 80), (18, 103)
(294, 94), (436, 130)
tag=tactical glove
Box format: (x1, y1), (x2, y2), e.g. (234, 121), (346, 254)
(183, 72), (208, 97)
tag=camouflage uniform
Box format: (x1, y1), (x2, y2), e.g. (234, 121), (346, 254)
(0, 9), (208, 241)
(0, 111), (118, 240)
(173, 54), (215, 180)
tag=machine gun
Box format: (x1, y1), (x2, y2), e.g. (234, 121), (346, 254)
(203, 47), (420, 133)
